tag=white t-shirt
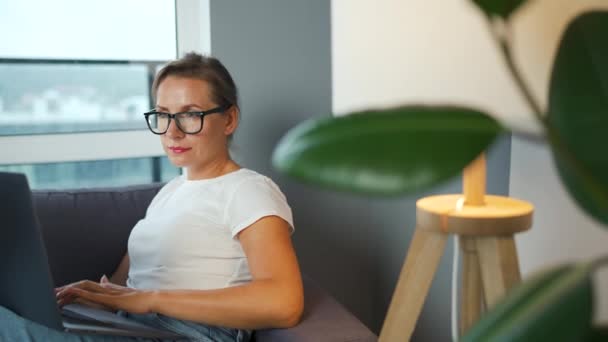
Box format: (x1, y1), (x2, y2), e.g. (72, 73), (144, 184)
(126, 168), (294, 290)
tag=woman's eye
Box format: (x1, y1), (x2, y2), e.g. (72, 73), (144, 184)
(178, 112), (200, 120)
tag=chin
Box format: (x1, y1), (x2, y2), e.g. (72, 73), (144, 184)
(167, 156), (189, 168)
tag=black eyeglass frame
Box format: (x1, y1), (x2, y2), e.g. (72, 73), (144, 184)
(143, 105), (228, 135)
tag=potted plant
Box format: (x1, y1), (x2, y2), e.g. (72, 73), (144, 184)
(272, 0), (608, 340)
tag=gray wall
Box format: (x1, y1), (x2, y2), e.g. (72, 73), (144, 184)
(209, 1), (511, 340)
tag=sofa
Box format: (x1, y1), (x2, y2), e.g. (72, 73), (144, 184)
(32, 182), (378, 342)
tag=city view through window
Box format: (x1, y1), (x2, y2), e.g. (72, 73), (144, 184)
(0, 62), (152, 135)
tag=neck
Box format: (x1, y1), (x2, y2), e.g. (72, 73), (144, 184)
(186, 155), (240, 181)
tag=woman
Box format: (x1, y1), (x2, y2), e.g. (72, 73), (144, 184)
(1, 53), (303, 342)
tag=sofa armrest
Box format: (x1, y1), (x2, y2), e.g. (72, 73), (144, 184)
(254, 276), (377, 342)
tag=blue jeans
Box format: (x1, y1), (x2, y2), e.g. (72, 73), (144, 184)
(0, 305), (252, 342)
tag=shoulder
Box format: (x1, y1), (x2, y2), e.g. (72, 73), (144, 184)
(223, 169), (294, 236)
(228, 169), (287, 200)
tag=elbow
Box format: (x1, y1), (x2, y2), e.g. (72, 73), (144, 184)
(278, 304), (303, 328)
(273, 290), (304, 328)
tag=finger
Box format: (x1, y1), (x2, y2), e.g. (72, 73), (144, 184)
(56, 289), (70, 301)
(57, 287), (103, 300)
(100, 274), (109, 283)
(57, 291), (78, 307)
(54, 284), (70, 293)
(80, 280), (105, 290)
(70, 280), (109, 293)
(70, 288), (118, 309)
(55, 279), (94, 293)
(58, 297), (72, 307)
(65, 286), (122, 299)
(69, 280), (125, 294)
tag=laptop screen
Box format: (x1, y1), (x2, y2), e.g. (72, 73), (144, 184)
(0, 172), (63, 331)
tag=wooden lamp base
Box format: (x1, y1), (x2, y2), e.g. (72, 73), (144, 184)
(379, 154), (534, 341)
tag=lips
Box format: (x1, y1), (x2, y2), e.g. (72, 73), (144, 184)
(168, 147), (192, 154)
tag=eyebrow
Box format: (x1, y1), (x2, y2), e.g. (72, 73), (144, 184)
(155, 104), (206, 111)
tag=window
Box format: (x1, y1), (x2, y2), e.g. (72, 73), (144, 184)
(0, 61), (155, 136)
(0, 0), (176, 61)
(0, 0), (208, 189)
(0, 157), (179, 189)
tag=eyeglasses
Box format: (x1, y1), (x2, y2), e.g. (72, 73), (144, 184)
(143, 106), (228, 135)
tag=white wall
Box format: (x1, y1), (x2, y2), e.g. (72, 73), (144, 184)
(332, 0), (538, 134)
(332, 0), (608, 331)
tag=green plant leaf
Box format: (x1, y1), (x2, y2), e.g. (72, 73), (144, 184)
(472, 0), (527, 19)
(586, 327), (608, 342)
(548, 11), (608, 225)
(462, 263), (593, 341)
(272, 106), (503, 195)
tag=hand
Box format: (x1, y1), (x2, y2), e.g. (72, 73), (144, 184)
(55, 275), (155, 314)
(55, 276), (117, 312)
(55, 277), (105, 308)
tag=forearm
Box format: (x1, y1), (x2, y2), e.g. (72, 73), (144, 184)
(150, 278), (303, 330)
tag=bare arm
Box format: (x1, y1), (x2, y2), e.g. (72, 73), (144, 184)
(109, 253), (130, 286)
(150, 215), (303, 329)
(60, 216), (304, 329)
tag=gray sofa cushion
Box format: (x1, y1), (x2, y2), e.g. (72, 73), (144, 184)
(33, 183), (163, 286)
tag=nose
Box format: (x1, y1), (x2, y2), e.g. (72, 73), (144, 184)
(165, 118), (184, 139)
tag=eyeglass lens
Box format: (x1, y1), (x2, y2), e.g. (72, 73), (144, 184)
(147, 113), (202, 134)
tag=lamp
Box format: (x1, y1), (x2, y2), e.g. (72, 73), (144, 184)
(379, 153), (533, 340)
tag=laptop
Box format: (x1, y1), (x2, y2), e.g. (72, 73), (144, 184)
(0, 172), (184, 339)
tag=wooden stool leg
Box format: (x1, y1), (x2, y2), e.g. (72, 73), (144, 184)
(379, 228), (447, 342)
(459, 237), (483, 336)
(476, 235), (521, 308)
